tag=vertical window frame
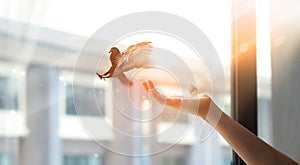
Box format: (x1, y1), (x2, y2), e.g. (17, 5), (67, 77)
(231, 0), (258, 164)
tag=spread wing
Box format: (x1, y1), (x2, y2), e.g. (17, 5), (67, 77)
(114, 41), (153, 75)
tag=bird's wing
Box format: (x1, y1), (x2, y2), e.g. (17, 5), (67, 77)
(114, 42), (153, 74)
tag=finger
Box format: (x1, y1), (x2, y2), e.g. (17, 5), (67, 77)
(141, 81), (149, 93)
(188, 84), (199, 97)
(146, 80), (155, 90)
(150, 88), (167, 105)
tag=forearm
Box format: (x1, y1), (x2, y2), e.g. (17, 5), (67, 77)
(141, 80), (298, 165)
(206, 102), (297, 165)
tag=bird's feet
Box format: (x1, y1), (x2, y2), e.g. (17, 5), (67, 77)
(129, 80), (134, 87)
(96, 73), (106, 81)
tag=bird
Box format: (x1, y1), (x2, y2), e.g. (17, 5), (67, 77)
(96, 41), (153, 86)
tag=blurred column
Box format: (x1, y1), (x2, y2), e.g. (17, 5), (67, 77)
(21, 65), (61, 165)
(132, 85), (150, 165)
(105, 80), (134, 165)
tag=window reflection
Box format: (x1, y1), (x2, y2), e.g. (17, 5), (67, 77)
(0, 76), (18, 111)
(63, 155), (102, 165)
(162, 156), (185, 165)
(0, 153), (13, 165)
(66, 84), (105, 116)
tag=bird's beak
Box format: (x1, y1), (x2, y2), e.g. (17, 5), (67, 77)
(109, 50), (112, 54)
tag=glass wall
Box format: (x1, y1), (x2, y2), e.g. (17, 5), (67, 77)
(0, 0), (233, 165)
(257, 0), (300, 162)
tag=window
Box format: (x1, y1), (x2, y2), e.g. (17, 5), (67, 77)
(257, 0), (300, 161)
(162, 156), (185, 165)
(0, 153), (13, 165)
(63, 155), (102, 165)
(66, 84), (105, 116)
(222, 146), (233, 165)
(0, 76), (18, 111)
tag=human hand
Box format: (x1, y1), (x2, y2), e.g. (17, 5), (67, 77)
(141, 80), (182, 110)
(141, 80), (212, 120)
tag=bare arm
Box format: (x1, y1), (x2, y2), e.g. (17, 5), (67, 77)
(213, 103), (297, 165)
(142, 80), (298, 165)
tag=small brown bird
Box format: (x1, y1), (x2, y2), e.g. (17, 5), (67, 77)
(96, 41), (153, 86)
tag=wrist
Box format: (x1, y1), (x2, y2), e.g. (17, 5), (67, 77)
(204, 100), (222, 127)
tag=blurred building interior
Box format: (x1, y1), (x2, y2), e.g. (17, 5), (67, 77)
(0, 0), (299, 165)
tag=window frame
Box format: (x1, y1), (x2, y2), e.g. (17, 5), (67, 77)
(231, 0), (258, 164)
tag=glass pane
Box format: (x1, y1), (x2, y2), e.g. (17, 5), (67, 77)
(0, 76), (18, 110)
(257, 0), (300, 162)
(63, 155), (102, 165)
(162, 157), (185, 165)
(66, 84), (105, 116)
(0, 153), (13, 165)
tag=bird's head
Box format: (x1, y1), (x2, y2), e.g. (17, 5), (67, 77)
(109, 47), (120, 54)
